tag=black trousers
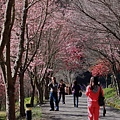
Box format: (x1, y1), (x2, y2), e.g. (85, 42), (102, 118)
(58, 92), (65, 103)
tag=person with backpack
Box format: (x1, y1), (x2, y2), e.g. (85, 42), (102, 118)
(86, 76), (104, 120)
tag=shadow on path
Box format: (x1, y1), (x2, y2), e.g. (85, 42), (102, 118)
(40, 93), (120, 120)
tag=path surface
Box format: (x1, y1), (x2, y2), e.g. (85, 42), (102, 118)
(40, 93), (120, 120)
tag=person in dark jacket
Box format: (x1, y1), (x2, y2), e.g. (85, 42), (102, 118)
(98, 82), (106, 116)
(48, 77), (59, 111)
(72, 80), (81, 107)
(58, 79), (66, 104)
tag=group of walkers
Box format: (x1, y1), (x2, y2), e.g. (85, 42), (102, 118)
(48, 76), (106, 120)
(48, 77), (66, 111)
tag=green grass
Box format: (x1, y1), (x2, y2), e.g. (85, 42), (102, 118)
(104, 87), (120, 110)
(31, 106), (42, 120)
(0, 97), (42, 120)
(16, 97), (42, 120)
(0, 111), (6, 120)
(16, 106), (42, 120)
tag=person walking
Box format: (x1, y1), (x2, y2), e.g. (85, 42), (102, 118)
(48, 77), (59, 111)
(86, 76), (104, 120)
(58, 79), (66, 104)
(72, 80), (81, 107)
(98, 82), (106, 116)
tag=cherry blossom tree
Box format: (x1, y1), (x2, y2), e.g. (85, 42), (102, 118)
(0, 0), (16, 119)
(15, 0), (60, 117)
(55, 36), (84, 83)
(66, 0), (120, 95)
(39, 1), (85, 85)
(89, 59), (111, 87)
(0, 0), (50, 119)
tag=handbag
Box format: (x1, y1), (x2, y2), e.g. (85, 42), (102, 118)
(98, 86), (105, 106)
(78, 91), (82, 97)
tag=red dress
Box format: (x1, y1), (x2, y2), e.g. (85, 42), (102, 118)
(86, 85), (103, 120)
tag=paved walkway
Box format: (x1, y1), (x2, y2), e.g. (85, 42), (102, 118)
(40, 93), (120, 120)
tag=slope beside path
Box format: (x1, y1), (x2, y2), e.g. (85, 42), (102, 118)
(40, 93), (120, 120)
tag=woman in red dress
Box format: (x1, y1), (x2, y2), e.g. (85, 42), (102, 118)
(86, 76), (104, 120)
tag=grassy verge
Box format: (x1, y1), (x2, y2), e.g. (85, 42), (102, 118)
(104, 87), (120, 110)
(16, 97), (42, 120)
(16, 106), (42, 120)
(0, 111), (6, 120)
(0, 97), (42, 120)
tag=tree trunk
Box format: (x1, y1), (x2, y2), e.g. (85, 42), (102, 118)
(115, 76), (120, 96)
(111, 75), (117, 88)
(38, 89), (43, 104)
(18, 0), (28, 117)
(112, 64), (120, 96)
(0, 103), (1, 110)
(105, 75), (108, 88)
(6, 85), (15, 120)
(36, 83), (43, 105)
(0, 0), (15, 57)
(5, 2), (15, 117)
(19, 71), (25, 117)
(45, 76), (50, 100)
(30, 84), (35, 107)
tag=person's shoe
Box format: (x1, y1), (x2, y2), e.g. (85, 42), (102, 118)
(55, 109), (59, 111)
(49, 109), (54, 111)
(63, 102), (65, 104)
(103, 108), (106, 116)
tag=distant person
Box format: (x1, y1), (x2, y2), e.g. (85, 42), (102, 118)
(98, 82), (106, 116)
(48, 77), (59, 111)
(58, 79), (66, 104)
(72, 80), (81, 107)
(86, 76), (104, 120)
